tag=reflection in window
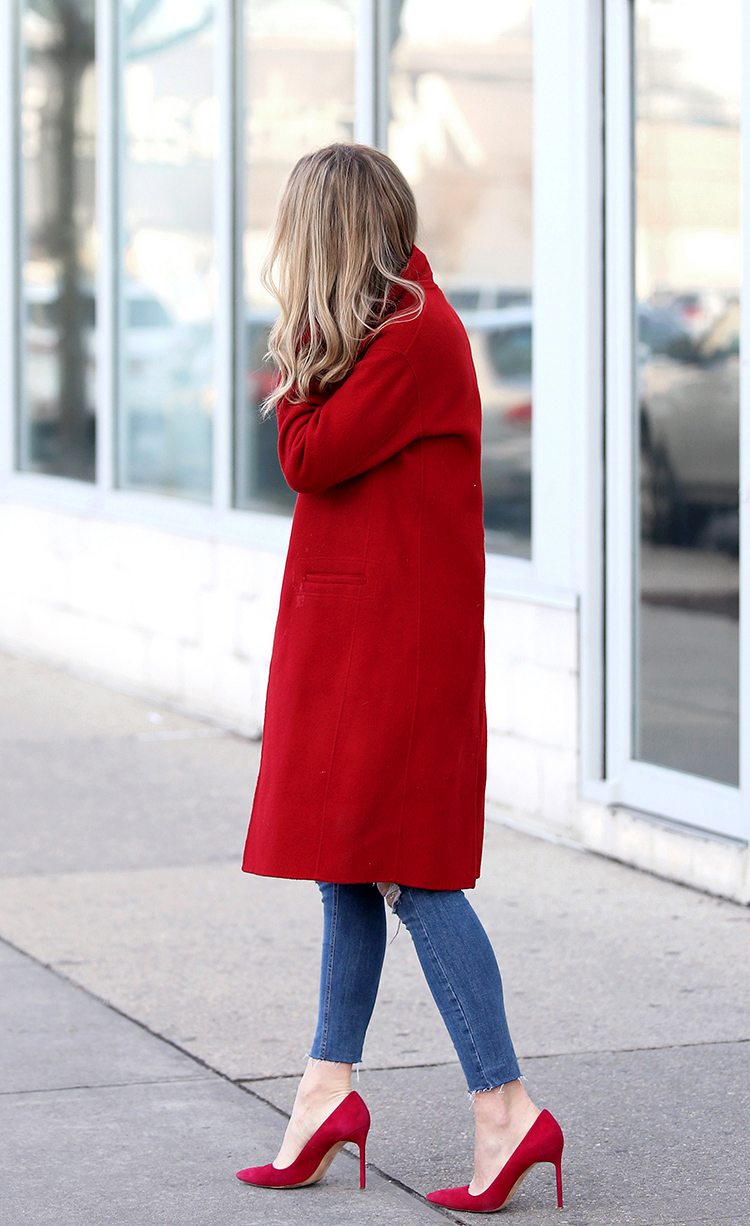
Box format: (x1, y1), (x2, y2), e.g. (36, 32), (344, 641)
(387, 0), (534, 557)
(634, 0), (740, 785)
(235, 0), (356, 512)
(18, 0), (97, 481)
(118, 1), (216, 501)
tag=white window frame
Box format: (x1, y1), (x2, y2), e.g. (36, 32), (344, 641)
(0, 0), (16, 483)
(598, 0), (748, 840)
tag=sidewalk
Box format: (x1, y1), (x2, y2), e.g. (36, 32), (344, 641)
(1, 649), (749, 1225)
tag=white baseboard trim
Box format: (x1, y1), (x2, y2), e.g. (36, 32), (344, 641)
(486, 800), (750, 907)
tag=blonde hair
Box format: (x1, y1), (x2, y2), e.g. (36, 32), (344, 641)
(260, 143), (425, 415)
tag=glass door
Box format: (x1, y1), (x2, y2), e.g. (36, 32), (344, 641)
(604, 0), (747, 838)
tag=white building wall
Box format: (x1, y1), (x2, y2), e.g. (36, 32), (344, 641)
(0, 500), (281, 737)
(5, 497), (748, 906)
(485, 597), (579, 835)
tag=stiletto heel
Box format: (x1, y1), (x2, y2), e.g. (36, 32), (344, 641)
(354, 1126), (368, 1188)
(427, 1108), (564, 1213)
(236, 1091), (370, 1190)
(555, 1154), (563, 1209)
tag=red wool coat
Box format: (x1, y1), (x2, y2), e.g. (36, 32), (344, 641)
(242, 247), (487, 890)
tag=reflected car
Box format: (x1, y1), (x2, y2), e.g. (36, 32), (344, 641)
(121, 283), (214, 496)
(122, 283), (197, 409)
(239, 302), (534, 524)
(639, 296), (739, 548)
(24, 281), (96, 422)
(238, 310), (295, 510)
(447, 285), (531, 313)
(648, 288), (727, 344)
(461, 305), (533, 522)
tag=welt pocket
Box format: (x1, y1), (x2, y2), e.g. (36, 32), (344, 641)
(294, 557), (380, 600)
(304, 571), (366, 586)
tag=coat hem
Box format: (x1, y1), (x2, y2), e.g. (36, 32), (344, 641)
(241, 862), (481, 892)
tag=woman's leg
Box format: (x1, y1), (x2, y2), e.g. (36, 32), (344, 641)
(274, 882), (386, 1168)
(390, 885), (540, 1193)
(310, 882), (387, 1063)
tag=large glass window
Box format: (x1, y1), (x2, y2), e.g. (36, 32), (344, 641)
(235, 0), (357, 512)
(117, 1), (216, 500)
(15, 0), (537, 541)
(386, 0), (534, 557)
(18, 0), (97, 481)
(634, 0), (740, 785)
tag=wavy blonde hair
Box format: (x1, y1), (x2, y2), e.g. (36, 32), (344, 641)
(260, 143), (425, 415)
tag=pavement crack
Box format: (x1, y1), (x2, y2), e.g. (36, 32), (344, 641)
(230, 1076), (466, 1224)
(517, 1036), (750, 1059)
(0, 1075), (215, 1098)
(235, 1059), (461, 1083)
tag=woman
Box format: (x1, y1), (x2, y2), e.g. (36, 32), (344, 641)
(237, 143), (563, 1213)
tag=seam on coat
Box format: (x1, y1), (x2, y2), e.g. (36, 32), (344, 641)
(313, 479), (378, 877)
(338, 353), (421, 484)
(373, 285), (429, 359)
(390, 381), (425, 878)
(359, 265), (432, 362)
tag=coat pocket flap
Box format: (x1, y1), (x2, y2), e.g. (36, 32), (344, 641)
(294, 557), (381, 600)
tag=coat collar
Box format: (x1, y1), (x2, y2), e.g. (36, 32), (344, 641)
(401, 245), (435, 287)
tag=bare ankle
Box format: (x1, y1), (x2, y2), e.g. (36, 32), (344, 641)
(296, 1058), (353, 1108)
(472, 1080), (538, 1133)
(274, 1060), (354, 1169)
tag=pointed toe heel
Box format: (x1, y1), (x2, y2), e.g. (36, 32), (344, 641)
(236, 1091), (370, 1190)
(427, 1108), (564, 1213)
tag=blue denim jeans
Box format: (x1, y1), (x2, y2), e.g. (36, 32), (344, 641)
(309, 882), (521, 1094)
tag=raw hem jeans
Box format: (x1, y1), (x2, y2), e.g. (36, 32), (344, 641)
(309, 882), (521, 1094)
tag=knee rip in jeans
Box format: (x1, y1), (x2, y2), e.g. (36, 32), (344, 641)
(376, 882), (401, 910)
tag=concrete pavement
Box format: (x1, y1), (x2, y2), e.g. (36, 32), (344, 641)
(1, 649), (749, 1225)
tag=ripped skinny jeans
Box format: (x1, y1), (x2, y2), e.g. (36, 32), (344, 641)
(309, 883), (521, 1094)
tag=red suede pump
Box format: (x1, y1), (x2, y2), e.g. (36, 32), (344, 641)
(426, 1108), (564, 1213)
(236, 1091), (370, 1190)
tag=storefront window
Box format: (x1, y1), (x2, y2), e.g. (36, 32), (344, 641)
(18, 0), (97, 481)
(117, 0), (216, 501)
(634, 0), (740, 785)
(234, 0), (356, 512)
(386, 0), (534, 557)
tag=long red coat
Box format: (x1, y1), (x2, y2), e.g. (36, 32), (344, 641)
(242, 247), (486, 890)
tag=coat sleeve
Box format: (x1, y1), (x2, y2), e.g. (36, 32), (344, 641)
(276, 344), (421, 493)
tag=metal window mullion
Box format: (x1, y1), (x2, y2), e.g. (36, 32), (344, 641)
(114, 1), (127, 489)
(1, 0), (19, 477)
(603, 0), (636, 783)
(95, 0), (117, 494)
(374, 0), (391, 149)
(738, 0), (750, 830)
(355, 0), (377, 146)
(562, 0), (607, 788)
(212, 0), (235, 513)
(231, 0), (246, 511)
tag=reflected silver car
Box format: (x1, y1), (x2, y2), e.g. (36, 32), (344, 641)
(639, 297), (739, 547)
(461, 305), (533, 509)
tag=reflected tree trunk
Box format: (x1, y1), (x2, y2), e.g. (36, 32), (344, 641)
(52, 2), (94, 477)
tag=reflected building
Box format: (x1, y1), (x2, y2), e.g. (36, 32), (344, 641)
(19, 0), (97, 481)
